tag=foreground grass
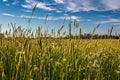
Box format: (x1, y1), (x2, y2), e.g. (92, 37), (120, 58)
(0, 38), (120, 80)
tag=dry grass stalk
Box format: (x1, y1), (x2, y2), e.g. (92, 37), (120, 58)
(0, 24), (2, 33)
(37, 26), (41, 38)
(79, 28), (82, 39)
(28, 2), (38, 27)
(44, 15), (48, 25)
(110, 26), (114, 37)
(69, 21), (72, 40)
(91, 24), (100, 39)
(57, 24), (64, 37)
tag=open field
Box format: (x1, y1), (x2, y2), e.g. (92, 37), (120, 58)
(1, 0), (120, 80)
(0, 36), (120, 80)
(0, 18), (120, 80)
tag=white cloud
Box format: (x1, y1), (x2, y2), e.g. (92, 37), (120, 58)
(99, 18), (120, 24)
(65, 0), (97, 12)
(56, 10), (62, 13)
(64, 14), (68, 16)
(54, 0), (64, 4)
(21, 0), (120, 13)
(58, 0), (120, 12)
(23, 9), (32, 13)
(5, 4), (10, 6)
(37, 2), (54, 11)
(68, 16), (78, 20)
(25, 0), (34, 3)
(66, 2), (78, 12)
(101, 0), (120, 10)
(12, 0), (19, 5)
(1, 12), (80, 21)
(2, 0), (7, 2)
(47, 16), (80, 21)
(21, 4), (34, 9)
(18, 15), (48, 20)
(2, 13), (15, 17)
(18, 15), (62, 20)
(18, 15), (31, 19)
(22, 0), (54, 11)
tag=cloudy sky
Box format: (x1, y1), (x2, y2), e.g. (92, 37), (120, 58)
(0, 0), (120, 34)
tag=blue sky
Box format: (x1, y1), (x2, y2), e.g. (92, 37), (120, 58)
(0, 0), (120, 34)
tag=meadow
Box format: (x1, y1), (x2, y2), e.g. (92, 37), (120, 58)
(0, 22), (120, 80)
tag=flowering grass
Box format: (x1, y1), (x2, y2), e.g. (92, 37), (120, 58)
(0, 37), (120, 80)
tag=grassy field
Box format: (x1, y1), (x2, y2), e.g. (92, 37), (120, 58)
(0, 35), (120, 80)
(0, 1), (120, 80)
(0, 20), (120, 80)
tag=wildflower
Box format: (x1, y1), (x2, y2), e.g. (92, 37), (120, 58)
(56, 62), (61, 66)
(33, 65), (39, 71)
(92, 59), (100, 68)
(63, 58), (66, 62)
(115, 70), (120, 74)
(118, 65), (120, 68)
(50, 58), (53, 61)
(18, 51), (25, 55)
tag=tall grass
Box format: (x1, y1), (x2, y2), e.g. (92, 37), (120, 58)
(0, 3), (120, 80)
(0, 22), (120, 80)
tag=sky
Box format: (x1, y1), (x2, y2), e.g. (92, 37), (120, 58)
(0, 0), (120, 35)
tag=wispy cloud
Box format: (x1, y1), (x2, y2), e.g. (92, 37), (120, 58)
(54, 0), (120, 12)
(22, 9), (32, 13)
(5, 4), (10, 6)
(1, 12), (80, 21)
(18, 15), (80, 21)
(98, 18), (120, 24)
(48, 16), (80, 20)
(101, 0), (120, 10)
(2, 13), (15, 17)
(54, 0), (64, 4)
(2, 0), (7, 2)
(56, 10), (62, 13)
(20, 0), (120, 14)
(21, 4), (33, 9)
(18, 15), (63, 20)
(12, 0), (19, 5)
(21, 0), (54, 11)
(66, 0), (96, 12)
(37, 2), (54, 10)
(67, 16), (79, 20)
